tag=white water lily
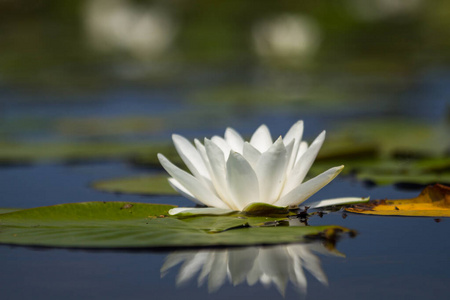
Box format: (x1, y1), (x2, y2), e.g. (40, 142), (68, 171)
(158, 121), (347, 214)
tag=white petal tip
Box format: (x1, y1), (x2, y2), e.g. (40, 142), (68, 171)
(308, 197), (370, 209)
(168, 207), (235, 216)
(318, 130), (326, 139)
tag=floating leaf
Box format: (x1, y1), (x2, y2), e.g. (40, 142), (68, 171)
(93, 174), (175, 195)
(310, 156), (450, 187)
(0, 142), (177, 165)
(306, 118), (450, 187)
(0, 202), (354, 249)
(356, 171), (450, 187)
(335, 119), (449, 157)
(56, 116), (163, 137)
(346, 184), (450, 217)
(0, 208), (22, 214)
(177, 212), (292, 232)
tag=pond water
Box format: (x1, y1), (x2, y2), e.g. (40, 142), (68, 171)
(1, 86), (449, 299)
(1, 1), (450, 299)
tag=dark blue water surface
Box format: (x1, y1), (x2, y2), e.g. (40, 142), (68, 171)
(1, 164), (448, 300)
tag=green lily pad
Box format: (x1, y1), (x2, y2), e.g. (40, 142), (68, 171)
(0, 208), (22, 214)
(130, 145), (183, 168)
(335, 119), (449, 157)
(309, 119), (450, 187)
(310, 155), (450, 187)
(0, 116), (164, 139)
(0, 141), (181, 166)
(356, 171), (450, 186)
(0, 202), (353, 249)
(92, 174), (175, 195)
(55, 116), (164, 137)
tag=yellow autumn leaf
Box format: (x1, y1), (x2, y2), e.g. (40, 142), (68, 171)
(345, 184), (450, 217)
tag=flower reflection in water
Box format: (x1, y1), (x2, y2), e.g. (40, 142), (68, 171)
(161, 241), (344, 296)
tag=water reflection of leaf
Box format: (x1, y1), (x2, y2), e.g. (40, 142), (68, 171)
(161, 241), (345, 295)
(346, 184), (450, 217)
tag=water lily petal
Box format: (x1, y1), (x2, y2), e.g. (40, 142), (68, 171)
(225, 127), (245, 153)
(211, 136), (231, 159)
(226, 151), (260, 210)
(250, 124), (273, 152)
(255, 137), (287, 204)
(283, 139), (295, 173)
(284, 120), (304, 173)
(275, 165), (344, 207)
(172, 134), (210, 181)
(284, 120), (304, 145)
(194, 139), (210, 169)
(308, 197), (370, 209)
(295, 141), (308, 165)
(205, 139), (235, 210)
(242, 142), (261, 169)
(158, 154), (229, 209)
(281, 131), (325, 197)
(168, 207), (234, 216)
(167, 178), (203, 205)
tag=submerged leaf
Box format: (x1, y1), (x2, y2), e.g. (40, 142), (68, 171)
(346, 184), (450, 217)
(0, 202), (354, 249)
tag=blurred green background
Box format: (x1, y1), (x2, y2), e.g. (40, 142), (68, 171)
(0, 0), (448, 186)
(0, 0), (449, 89)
